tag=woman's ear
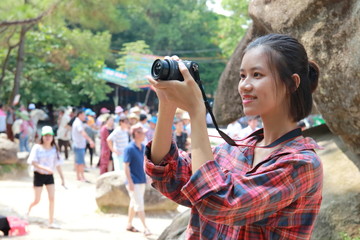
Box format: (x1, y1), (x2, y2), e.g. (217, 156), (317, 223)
(291, 74), (301, 92)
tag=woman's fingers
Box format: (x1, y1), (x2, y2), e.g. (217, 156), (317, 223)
(178, 61), (194, 83)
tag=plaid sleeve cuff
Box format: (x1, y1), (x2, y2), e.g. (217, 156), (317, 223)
(144, 140), (179, 181)
(181, 160), (228, 205)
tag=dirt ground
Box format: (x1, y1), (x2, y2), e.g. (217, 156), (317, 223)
(0, 149), (180, 240)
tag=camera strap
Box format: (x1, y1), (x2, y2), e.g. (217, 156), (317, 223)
(194, 75), (302, 148)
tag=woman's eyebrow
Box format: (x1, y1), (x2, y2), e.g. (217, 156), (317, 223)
(240, 66), (264, 71)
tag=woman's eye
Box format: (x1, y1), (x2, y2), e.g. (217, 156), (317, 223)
(239, 74), (246, 80)
(254, 72), (262, 78)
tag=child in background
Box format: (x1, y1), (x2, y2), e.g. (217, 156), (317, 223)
(27, 126), (65, 229)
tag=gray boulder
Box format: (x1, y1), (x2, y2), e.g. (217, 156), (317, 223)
(0, 137), (18, 164)
(158, 209), (189, 240)
(213, 0), (360, 168)
(95, 171), (178, 212)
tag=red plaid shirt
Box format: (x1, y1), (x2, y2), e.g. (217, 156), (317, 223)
(145, 133), (323, 240)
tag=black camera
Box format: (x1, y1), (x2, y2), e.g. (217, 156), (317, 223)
(151, 59), (199, 82)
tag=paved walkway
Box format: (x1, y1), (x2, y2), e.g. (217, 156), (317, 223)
(0, 148), (178, 240)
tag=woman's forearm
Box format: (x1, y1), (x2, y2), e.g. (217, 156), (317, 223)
(190, 110), (214, 173)
(151, 102), (176, 164)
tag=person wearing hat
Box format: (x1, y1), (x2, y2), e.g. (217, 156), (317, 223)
(27, 126), (65, 229)
(181, 112), (191, 136)
(96, 107), (110, 128)
(19, 111), (34, 152)
(145, 116), (157, 141)
(124, 123), (150, 236)
(28, 103), (36, 111)
(114, 106), (125, 124)
(127, 112), (139, 126)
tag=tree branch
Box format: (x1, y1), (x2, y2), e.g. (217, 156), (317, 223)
(0, 1), (60, 27)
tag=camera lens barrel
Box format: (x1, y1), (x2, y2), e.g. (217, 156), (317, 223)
(151, 59), (170, 80)
(151, 59), (184, 81)
(151, 58), (198, 82)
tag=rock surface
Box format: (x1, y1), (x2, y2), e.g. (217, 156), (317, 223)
(213, 0), (360, 167)
(95, 171), (178, 212)
(0, 138), (18, 164)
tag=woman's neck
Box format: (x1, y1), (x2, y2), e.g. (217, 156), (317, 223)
(42, 143), (52, 149)
(260, 115), (298, 146)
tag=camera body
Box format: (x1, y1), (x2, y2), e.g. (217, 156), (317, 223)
(151, 59), (199, 82)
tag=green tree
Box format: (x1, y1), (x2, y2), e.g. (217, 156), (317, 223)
(0, 0), (129, 106)
(217, 0), (250, 58)
(111, 0), (225, 96)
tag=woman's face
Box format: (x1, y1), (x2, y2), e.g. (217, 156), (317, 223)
(238, 46), (288, 118)
(107, 118), (114, 127)
(42, 134), (53, 144)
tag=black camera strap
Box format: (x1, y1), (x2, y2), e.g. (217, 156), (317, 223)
(194, 73), (302, 148)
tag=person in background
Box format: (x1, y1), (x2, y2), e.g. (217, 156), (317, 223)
(84, 109), (97, 167)
(57, 108), (71, 160)
(19, 111), (33, 152)
(145, 116), (157, 141)
(5, 105), (15, 141)
(99, 116), (114, 174)
(84, 125), (96, 168)
(145, 34), (323, 239)
(124, 123), (150, 236)
(139, 114), (149, 145)
(239, 115), (260, 139)
(96, 107), (110, 128)
(107, 115), (130, 172)
(0, 104), (6, 135)
(181, 112), (191, 136)
(173, 118), (188, 152)
(225, 119), (243, 139)
(127, 113), (139, 127)
(71, 110), (94, 182)
(26, 126), (65, 229)
(114, 106), (125, 124)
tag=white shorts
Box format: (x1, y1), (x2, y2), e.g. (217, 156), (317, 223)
(112, 153), (124, 172)
(126, 183), (146, 211)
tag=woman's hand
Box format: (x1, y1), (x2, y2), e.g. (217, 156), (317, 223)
(146, 56), (205, 116)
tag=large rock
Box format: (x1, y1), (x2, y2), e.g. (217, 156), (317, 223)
(158, 209), (189, 240)
(213, 0), (360, 168)
(95, 171), (178, 212)
(0, 138), (18, 164)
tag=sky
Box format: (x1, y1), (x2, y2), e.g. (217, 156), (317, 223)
(206, 0), (232, 16)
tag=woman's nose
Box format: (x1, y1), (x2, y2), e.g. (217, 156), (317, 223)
(239, 78), (252, 92)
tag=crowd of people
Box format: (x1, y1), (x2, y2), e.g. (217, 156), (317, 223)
(0, 101), (196, 235)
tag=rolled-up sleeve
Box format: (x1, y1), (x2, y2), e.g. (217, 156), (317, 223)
(145, 141), (193, 207)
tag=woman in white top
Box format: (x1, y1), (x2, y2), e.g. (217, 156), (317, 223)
(27, 126), (65, 228)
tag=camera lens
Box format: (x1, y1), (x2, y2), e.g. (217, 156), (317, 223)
(151, 59), (170, 80)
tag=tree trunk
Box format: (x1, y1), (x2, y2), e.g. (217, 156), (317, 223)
(0, 47), (13, 88)
(112, 85), (119, 107)
(8, 26), (26, 105)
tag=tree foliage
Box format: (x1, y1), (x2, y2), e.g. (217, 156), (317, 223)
(0, 0), (250, 106)
(218, 0), (250, 58)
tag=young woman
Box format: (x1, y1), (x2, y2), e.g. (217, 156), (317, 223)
(145, 34), (323, 239)
(27, 126), (65, 229)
